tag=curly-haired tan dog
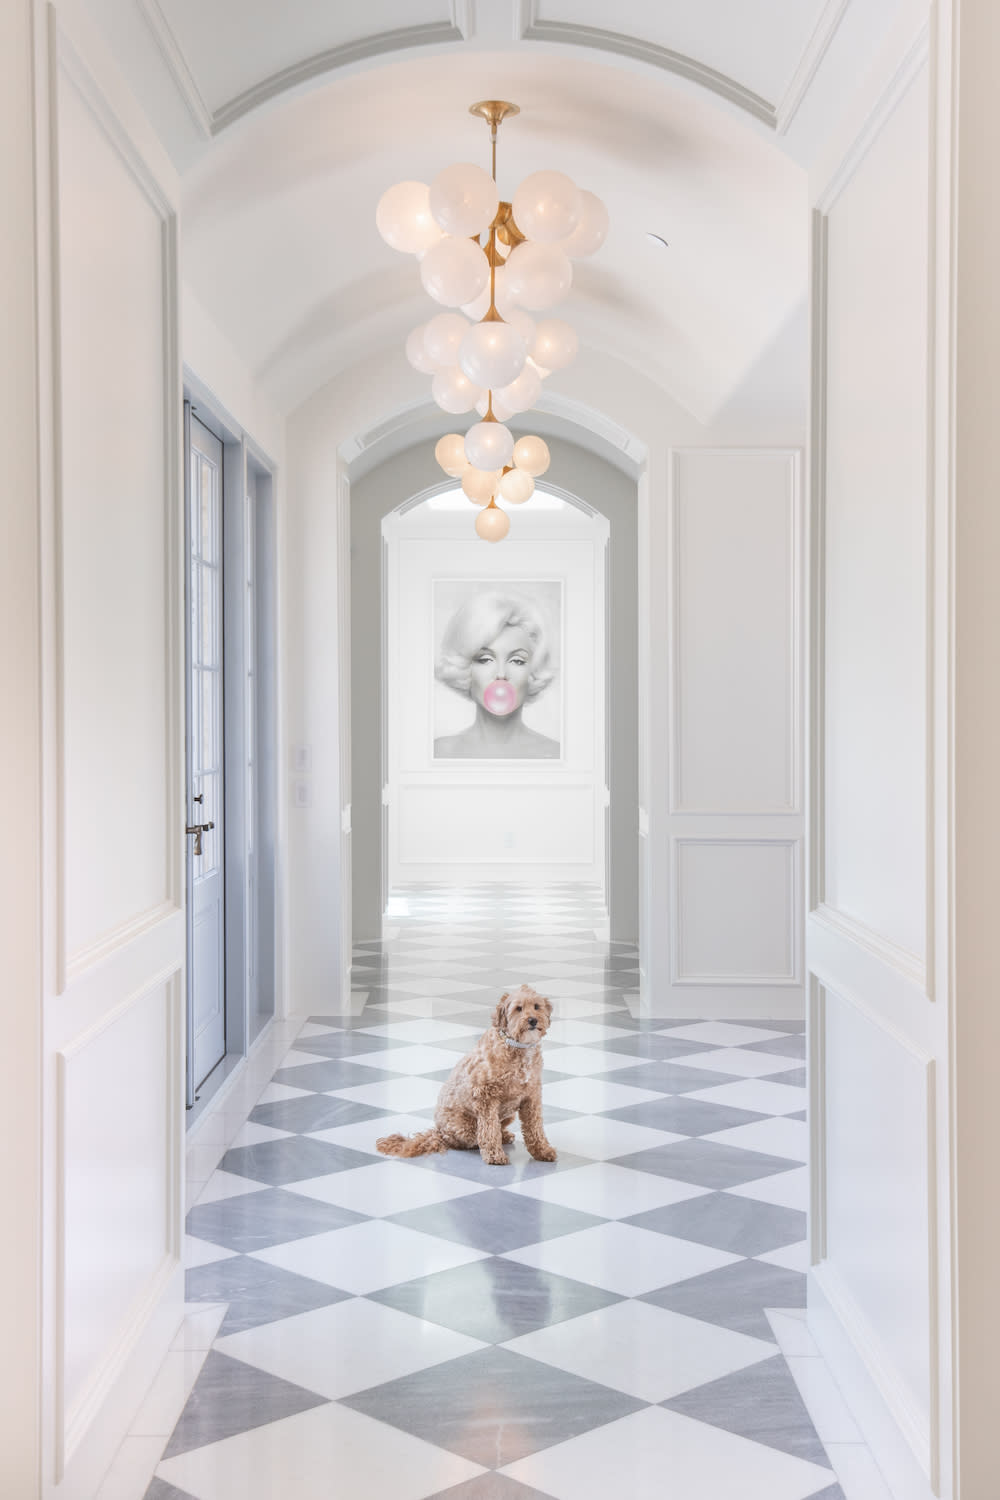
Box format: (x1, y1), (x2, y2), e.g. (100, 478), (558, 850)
(376, 984), (557, 1167)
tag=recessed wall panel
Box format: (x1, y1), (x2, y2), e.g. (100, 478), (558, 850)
(398, 784), (594, 866)
(58, 77), (170, 963)
(673, 451), (797, 813)
(675, 838), (797, 982)
(822, 64), (928, 962)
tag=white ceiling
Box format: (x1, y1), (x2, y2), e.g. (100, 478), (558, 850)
(81, 0), (910, 420)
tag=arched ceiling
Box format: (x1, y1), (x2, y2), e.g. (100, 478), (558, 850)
(83, 0), (909, 421)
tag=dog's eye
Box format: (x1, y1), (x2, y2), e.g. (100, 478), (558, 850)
(513, 1005), (521, 1012)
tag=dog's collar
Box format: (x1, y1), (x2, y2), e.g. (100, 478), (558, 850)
(497, 1029), (540, 1050)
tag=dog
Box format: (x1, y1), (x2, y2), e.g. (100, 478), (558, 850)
(376, 984), (557, 1166)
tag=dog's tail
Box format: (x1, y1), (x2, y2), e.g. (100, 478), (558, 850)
(375, 1128), (448, 1158)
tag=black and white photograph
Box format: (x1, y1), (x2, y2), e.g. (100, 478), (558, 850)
(432, 580), (562, 759)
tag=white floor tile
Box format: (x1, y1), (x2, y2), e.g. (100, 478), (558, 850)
(686, 1078), (808, 1116)
(539, 1045), (646, 1076)
(129, 1348), (208, 1436)
(388, 977), (492, 995)
(349, 1043), (464, 1074)
(504, 1161), (710, 1218)
(786, 1357), (864, 1442)
(216, 1297), (485, 1399)
(296, 1022), (339, 1038)
(183, 1234), (238, 1270)
(501, 1406), (838, 1500)
(251, 1218), (489, 1294)
(705, 1116), (809, 1162)
(195, 1171), (267, 1206)
(729, 1166), (809, 1211)
(546, 1019), (638, 1044)
(96, 1434), (169, 1500)
(374, 995), (476, 1016)
(254, 1081), (311, 1105)
(309, 1113), (436, 1155)
(185, 1140), (226, 1180)
(170, 1302), (228, 1350)
(506, 1298), (775, 1402)
(672, 1047), (803, 1078)
(535, 979), (611, 998)
(286, 1160), (488, 1216)
(155, 1401), (484, 1500)
(185, 1178), (208, 1213)
(542, 1076), (664, 1114)
(662, 1022), (793, 1047)
(277, 1048), (331, 1069)
(757, 1239), (811, 1273)
(357, 1018), (482, 1043)
(824, 1442), (896, 1500)
(226, 1121), (294, 1148)
(766, 1308), (822, 1358)
(542, 1114), (685, 1161)
(503, 1221), (739, 1296)
(333, 1076), (444, 1112)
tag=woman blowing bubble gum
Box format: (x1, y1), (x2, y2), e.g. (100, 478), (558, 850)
(433, 591), (560, 760)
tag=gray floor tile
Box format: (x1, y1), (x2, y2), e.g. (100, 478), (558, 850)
(369, 1255), (623, 1343)
(607, 1138), (802, 1190)
(341, 1345), (644, 1468)
(780, 1066), (808, 1086)
(804, 1488), (847, 1500)
(406, 1144), (590, 1186)
(291, 1032), (411, 1059)
(789, 1109), (808, 1121)
(186, 1186), (365, 1251)
(596, 1032), (718, 1060)
(388, 1188), (606, 1253)
(743, 1035), (808, 1060)
(144, 1480), (200, 1500)
(425, 1476), (556, 1499)
(220, 1136), (376, 1185)
(162, 1350), (327, 1458)
(185, 1254), (351, 1334)
(603, 1059), (745, 1095)
(307, 1012), (397, 1029)
(624, 1189), (806, 1256)
(613, 1095), (768, 1136)
(272, 1058), (399, 1091)
(249, 1094), (388, 1135)
(663, 1353), (831, 1467)
(641, 1258), (806, 1339)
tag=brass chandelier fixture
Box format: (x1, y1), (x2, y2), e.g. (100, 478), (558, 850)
(376, 101), (609, 541)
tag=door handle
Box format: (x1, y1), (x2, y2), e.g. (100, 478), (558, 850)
(185, 821), (215, 856)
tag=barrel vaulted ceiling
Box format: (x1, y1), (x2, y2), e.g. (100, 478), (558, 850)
(84, 0), (910, 421)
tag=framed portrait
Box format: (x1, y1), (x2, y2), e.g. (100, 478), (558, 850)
(432, 580), (563, 760)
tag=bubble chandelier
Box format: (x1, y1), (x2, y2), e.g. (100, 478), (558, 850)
(376, 100), (608, 542)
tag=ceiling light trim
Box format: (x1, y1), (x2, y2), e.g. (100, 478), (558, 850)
(518, 8), (776, 128)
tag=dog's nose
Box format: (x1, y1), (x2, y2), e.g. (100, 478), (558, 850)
(529, 1017), (538, 1028)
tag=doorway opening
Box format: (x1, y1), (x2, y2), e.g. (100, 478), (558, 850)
(183, 392), (279, 1114)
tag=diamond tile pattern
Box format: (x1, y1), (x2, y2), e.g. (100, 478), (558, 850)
(139, 885), (840, 1500)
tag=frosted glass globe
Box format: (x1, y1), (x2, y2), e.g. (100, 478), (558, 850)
(499, 468), (535, 505)
(475, 503), (511, 542)
(464, 420), (514, 471)
(376, 181), (443, 255)
(503, 243), (572, 310)
(405, 323), (438, 374)
(495, 364), (542, 415)
(423, 313), (469, 368)
(505, 308), (536, 346)
(458, 321), (527, 390)
(531, 318), (578, 371)
(462, 467), (501, 504)
(431, 366), (483, 414)
(435, 433), (469, 477)
(429, 162), (499, 237)
(526, 355), (551, 380)
(461, 266), (515, 321)
(556, 189), (609, 257)
(420, 236), (489, 307)
(476, 392), (514, 421)
(512, 170), (582, 243)
(512, 434), (550, 476)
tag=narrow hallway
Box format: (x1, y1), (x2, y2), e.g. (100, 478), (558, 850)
(130, 888), (845, 1500)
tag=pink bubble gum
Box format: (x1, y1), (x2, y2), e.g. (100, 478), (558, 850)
(483, 680), (517, 716)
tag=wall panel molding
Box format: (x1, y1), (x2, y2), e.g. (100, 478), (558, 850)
(672, 836), (801, 986)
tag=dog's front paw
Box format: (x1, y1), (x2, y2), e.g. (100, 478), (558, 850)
(531, 1145), (558, 1162)
(501, 1130), (516, 1145)
(482, 1151), (510, 1166)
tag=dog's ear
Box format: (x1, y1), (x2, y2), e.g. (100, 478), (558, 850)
(492, 994), (510, 1030)
(541, 995), (553, 1020)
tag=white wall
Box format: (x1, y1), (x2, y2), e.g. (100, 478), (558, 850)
(386, 501), (607, 886)
(806, 9), (952, 1495)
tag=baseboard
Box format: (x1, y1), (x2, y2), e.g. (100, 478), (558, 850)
(54, 1259), (184, 1500)
(809, 1263), (937, 1500)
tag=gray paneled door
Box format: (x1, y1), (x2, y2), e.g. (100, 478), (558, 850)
(186, 413), (226, 1093)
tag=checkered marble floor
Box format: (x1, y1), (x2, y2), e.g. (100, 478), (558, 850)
(142, 885), (847, 1500)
